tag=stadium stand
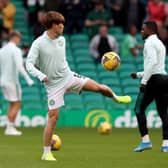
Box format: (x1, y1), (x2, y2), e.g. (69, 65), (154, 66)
(0, 0), (164, 113)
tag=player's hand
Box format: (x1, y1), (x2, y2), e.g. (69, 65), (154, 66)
(28, 79), (34, 86)
(140, 84), (146, 92)
(42, 77), (49, 83)
(130, 73), (137, 79)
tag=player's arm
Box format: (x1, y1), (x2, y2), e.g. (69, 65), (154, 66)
(90, 36), (99, 59)
(13, 49), (34, 86)
(141, 44), (157, 85)
(131, 71), (144, 79)
(26, 41), (47, 82)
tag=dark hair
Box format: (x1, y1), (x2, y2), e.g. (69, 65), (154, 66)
(42, 11), (65, 29)
(9, 31), (22, 39)
(143, 21), (158, 34)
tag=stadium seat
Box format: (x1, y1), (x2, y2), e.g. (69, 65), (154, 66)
(105, 98), (127, 111)
(75, 56), (94, 64)
(85, 102), (105, 110)
(123, 86), (139, 95)
(109, 26), (123, 35)
(101, 78), (120, 87)
(98, 71), (118, 79)
(76, 63), (96, 72)
(83, 94), (104, 103)
(71, 42), (89, 51)
(73, 49), (91, 57)
(80, 71), (98, 80)
(70, 34), (89, 42)
(121, 78), (139, 86)
(119, 71), (131, 79)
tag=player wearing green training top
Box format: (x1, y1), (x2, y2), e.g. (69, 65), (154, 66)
(26, 11), (131, 161)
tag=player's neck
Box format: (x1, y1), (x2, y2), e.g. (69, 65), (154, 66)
(47, 29), (58, 40)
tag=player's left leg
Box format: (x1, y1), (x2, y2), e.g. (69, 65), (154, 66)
(155, 95), (168, 152)
(82, 79), (131, 104)
(134, 82), (155, 152)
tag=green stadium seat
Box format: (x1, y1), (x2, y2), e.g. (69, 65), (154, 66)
(75, 56), (94, 64)
(123, 86), (139, 95)
(137, 63), (143, 71)
(64, 94), (83, 103)
(71, 42), (89, 50)
(101, 78), (120, 86)
(77, 62), (96, 72)
(98, 71), (118, 79)
(22, 86), (40, 95)
(70, 34), (89, 42)
(109, 26), (123, 35)
(105, 98), (127, 111)
(121, 78), (139, 86)
(83, 94), (104, 103)
(119, 64), (136, 73)
(119, 71), (131, 79)
(65, 102), (84, 110)
(112, 86), (123, 95)
(73, 49), (91, 56)
(85, 102), (105, 110)
(80, 71), (98, 80)
(135, 55), (143, 64)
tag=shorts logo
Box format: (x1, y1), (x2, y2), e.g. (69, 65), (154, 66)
(49, 99), (55, 106)
(74, 73), (85, 79)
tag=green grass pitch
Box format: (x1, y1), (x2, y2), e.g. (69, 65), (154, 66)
(0, 127), (167, 168)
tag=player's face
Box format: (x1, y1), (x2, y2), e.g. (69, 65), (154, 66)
(141, 24), (149, 40)
(15, 36), (21, 46)
(54, 23), (64, 35)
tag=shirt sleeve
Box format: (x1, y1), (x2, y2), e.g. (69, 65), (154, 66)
(89, 36), (99, 59)
(13, 48), (33, 85)
(26, 40), (47, 81)
(141, 43), (157, 85)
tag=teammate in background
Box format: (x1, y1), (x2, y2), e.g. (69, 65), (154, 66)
(26, 11), (131, 161)
(0, 31), (34, 135)
(131, 21), (168, 152)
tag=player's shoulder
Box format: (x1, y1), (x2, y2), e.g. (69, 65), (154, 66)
(31, 35), (44, 47)
(58, 35), (65, 41)
(57, 35), (66, 46)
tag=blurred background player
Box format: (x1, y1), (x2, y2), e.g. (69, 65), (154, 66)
(0, 31), (34, 135)
(130, 21), (168, 152)
(26, 11), (131, 161)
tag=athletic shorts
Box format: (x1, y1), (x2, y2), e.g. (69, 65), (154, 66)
(1, 83), (22, 102)
(47, 73), (89, 110)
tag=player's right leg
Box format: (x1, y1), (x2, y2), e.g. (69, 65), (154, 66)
(82, 79), (131, 104)
(42, 108), (59, 161)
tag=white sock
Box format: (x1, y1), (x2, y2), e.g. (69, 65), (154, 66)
(7, 121), (14, 128)
(43, 146), (51, 155)
(162, 140), (168, 146)
(142, 134), (150, 143)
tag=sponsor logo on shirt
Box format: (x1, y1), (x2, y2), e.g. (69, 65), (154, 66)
(49, 99), (55, 106)
(58, 40), (63, 46)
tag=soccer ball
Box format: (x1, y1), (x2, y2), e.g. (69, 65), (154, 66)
(101, 51), (120, 71)
(51, 134), (62, 151)
(97, 121), (112, 134)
